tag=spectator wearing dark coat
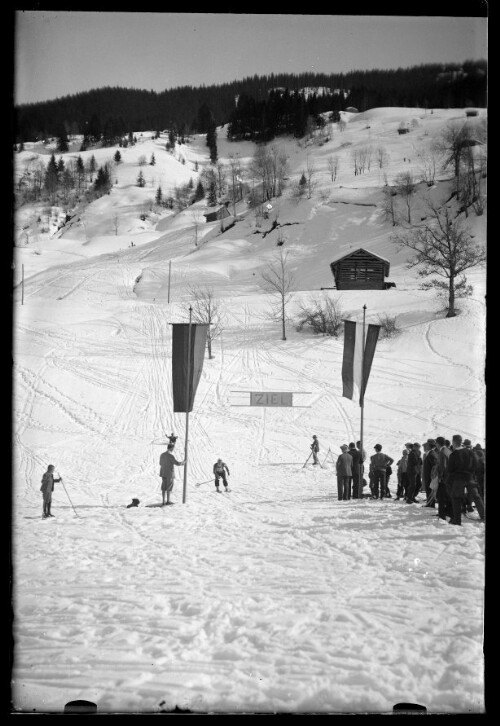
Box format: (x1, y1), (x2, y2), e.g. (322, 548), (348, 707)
(405, 443), (421, 503)
(446, 434), (484, 525)
(369, 445), (394, 499)
(336, 445), (353, 500)
(474, 445), (485, 499)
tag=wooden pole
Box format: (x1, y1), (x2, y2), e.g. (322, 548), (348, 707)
(182, 306), (193, 503)
(359, 304), (367, 498)
(21, 264), (24, 306)
(167, 260), (172, 304)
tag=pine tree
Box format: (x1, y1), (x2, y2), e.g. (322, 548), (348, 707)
(57, 157), (65, 176)
(114, 150), (122, 164)
(44, 154), (59, 202)
(56, 127), (69, 153)
(150, 152), (156, 166)
(207, 179), (217, 206)
(194, 180), (205, 201)
(155, 185), (162, 205)
(137, 170), (146, 188)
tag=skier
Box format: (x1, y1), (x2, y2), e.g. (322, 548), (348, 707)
(213, 458), (230, 491)
(310, 435), (320, 465)
(126, 498), (140, 508)
(159, 444), (185, 505)
(40, 464), (61, 518)
(168, 432), (178, 446)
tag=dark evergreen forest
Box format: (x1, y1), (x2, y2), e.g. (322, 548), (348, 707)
(14, 61), (486, 145)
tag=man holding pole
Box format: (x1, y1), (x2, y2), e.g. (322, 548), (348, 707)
(40, 464), (61, 518)
(159, 444), (185, 505)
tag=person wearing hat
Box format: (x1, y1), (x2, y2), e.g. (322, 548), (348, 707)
(405, 443), (422, 503)
(348, 442), (361, 498)
(422, 439), (439, 507)
(336, 445), (353, 500)
(446, 434), (484, 525)
(40, 464), (61, 518)
(435, 436), (452, 521)
(213, 458), (230, 492)
(159, 444), (185, 505)
(369, 445), (394, 500)
(310, 435), (320, 465)
(396, 449), (409, 500)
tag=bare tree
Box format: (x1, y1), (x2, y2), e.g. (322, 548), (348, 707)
(418, 140), (442, 187)
(113, 213), (119, 236)
(261, 248), (295, 340)
(188, 286), (225, 359)
(391, 201), (486, 317)
(381, 179), (398, 226)
(376, 146), (389, 170)
(395, 171), (416, 224)
(305, 156), (317, 198)
(437, 121), (473, 200)
(327, 155), (340, 182)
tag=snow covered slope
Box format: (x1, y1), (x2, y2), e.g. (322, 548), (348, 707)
(12, 107), (486, 714)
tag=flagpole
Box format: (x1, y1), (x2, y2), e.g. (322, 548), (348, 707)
(182, 306), (193, 504)
(359, 304), (367, 498)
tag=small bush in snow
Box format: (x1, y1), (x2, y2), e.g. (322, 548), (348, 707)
(377, 313), (401, 338)
(296, 294), (344, 337)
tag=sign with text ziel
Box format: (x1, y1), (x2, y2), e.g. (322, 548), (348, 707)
(250, 392), (293, 407)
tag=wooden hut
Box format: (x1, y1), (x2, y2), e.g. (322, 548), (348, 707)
(203, 204), (231, 223)
(330, 248), (391, 290)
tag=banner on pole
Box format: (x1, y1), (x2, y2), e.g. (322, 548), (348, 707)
(172, 323), (208, 412)
(342, 320), (380, 405)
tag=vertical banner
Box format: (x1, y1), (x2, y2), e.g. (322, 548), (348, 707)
(172, 323), (208, 412)
(342, 320), (380, 406)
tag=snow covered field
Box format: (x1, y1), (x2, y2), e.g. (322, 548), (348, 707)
(12, 108), (486, 713)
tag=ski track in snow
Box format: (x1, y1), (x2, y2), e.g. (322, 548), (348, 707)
(12, 109), (486, 714)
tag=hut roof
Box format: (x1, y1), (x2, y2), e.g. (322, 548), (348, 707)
(330, 248), (390, 267)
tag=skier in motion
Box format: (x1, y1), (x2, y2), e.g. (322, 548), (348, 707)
(213, 458), (230, 492)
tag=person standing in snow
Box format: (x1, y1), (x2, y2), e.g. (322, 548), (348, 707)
(159, 444), (185, 505)
(369, 445), (394, 499)
(435, 436), (452, 521)
(336, 445), (353, 500)
(422, 439), (439, 507)
(40, 464), (61, 518)
(213, 458), (230, 491)
(356, 441), (367, 496)
(446, 434), (484, 525)
(348, 442), (361, 498)
(396, 449), (409, 500)
(310, 435), (320, 465)
(405, 443), (421, 503)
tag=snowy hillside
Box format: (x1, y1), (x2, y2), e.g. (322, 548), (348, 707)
(12, 107), (486, 714)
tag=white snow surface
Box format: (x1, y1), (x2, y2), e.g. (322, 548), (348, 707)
(12, 107), (486, 714)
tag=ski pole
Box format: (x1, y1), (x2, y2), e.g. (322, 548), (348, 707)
(302, 451), (313, 468)
(58, 475), (80, 517)
(195, 478), (214, 488)
(320, 448), (331, 467)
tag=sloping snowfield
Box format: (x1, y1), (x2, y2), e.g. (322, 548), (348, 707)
(12, 108), (486, 714)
